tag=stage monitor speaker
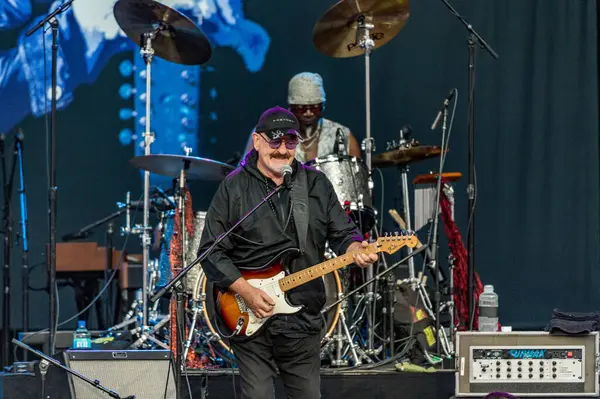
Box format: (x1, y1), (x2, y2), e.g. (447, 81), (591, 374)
(455, 331), (599, 397)
(64, 349), (176, 399)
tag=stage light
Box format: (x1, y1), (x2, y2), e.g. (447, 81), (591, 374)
(119, 128), (134, 145)
(179, 105), (191, 116)
(119, 60), (133, 77)
(119, 108), (136, 120)
(119, 83), (134, 99)
(180, 93), (195, 106)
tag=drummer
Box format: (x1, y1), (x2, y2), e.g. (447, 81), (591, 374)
(242, 72), (362, 163)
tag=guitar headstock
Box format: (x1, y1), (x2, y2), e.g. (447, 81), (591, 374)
(375, 231), (418, 255)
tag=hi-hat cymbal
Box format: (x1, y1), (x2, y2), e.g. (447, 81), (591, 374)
(113, 0), (212, 65)
(313, 0), (410, 58)
(372, 146), (447, 168)
(130, 155), (235, 181)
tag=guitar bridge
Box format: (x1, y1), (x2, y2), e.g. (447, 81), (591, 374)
(234, 294), (248, 313)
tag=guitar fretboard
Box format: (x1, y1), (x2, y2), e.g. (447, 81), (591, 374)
(278, 246), (378, 292)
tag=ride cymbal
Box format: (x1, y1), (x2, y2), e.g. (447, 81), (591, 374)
(113, 0), (212, 65)
(130, 155), (235, 181)
(313, 0), (410, 58)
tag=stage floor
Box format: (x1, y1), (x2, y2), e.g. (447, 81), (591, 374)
(0, 367), (456, 399)
(2, 367), (597, 398)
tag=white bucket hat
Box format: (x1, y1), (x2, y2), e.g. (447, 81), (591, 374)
(287, 72), (327, 105)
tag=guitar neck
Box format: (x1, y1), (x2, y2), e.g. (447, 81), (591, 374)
(278, 246), (378, 292)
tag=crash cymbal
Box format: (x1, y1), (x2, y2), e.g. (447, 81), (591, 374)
(130, 155), (235, 181)
(313, 0), (410, 58)
(113, 0), (212, 65)
(372, 146), (447, 168)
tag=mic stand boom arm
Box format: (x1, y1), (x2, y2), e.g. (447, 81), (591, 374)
(12, 339), (134, 399)
(61, 209), (126, 242)
(150, 182), (287, 399)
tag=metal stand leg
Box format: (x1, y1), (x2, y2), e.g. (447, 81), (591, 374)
(183, 300), (200, 361)
(140, 32), (157, 330)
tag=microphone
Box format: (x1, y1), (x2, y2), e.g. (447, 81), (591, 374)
(61, 231), (92, 242)
(430, 90), (455, 130)
(333, 128), (346, 156)
(281, 165), (293, 189)
(15, 129), (24, 150)
(152, 186), (177, 208)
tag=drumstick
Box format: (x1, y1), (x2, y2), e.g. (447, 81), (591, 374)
(390, 209), (447, 284)
(388, 209), (424, 249)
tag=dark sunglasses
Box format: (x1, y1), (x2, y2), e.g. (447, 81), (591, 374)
(260, 133), (299, 150)
(290, 103), (323, 114)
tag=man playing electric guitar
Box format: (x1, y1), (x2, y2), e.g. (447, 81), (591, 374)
(198, 106), (378, 399)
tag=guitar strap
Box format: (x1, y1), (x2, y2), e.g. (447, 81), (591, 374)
(291, 164), (309, 255)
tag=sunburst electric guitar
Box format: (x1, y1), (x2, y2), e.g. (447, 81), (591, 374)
(217, 232), (418, 339)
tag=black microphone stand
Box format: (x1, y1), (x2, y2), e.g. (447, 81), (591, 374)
(427, 96), (452, 356)
(11, 338), (134, 399)
(439, 0), (498, 329)
(1, 133), (18, 367)
(25, 0), (75, 355)
(15, 131), (30, 360)
(151, 181), (288, 399)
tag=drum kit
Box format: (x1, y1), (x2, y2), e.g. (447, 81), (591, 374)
(107, 0), (454, 372)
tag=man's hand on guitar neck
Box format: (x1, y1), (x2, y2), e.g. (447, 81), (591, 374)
(347, 240), (379, 268)
(230, 278), (276, 319)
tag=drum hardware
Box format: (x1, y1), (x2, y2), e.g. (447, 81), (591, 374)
(322, 243), (427, 360)
(372, 145), (447, 168)
(115, 0), (157, 329)
(129, 313), (171, 350)
(398, 128), (417, 284)
(313, 0), (409, 361)
(319, 254), (362, 367)
(382, 273), (397, 356)
(114, 3), (212, 395)
(129, 154), (235, 182)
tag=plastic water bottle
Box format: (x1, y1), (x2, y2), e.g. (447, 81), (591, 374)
(72, 320), (92, 349)
(478, 285), (499, 332)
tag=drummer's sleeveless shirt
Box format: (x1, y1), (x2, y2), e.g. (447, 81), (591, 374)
(294, 118), (351, 163)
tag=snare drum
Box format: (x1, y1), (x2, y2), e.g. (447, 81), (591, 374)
(191, 269), (343, 358)
(306, 155), (375, 233)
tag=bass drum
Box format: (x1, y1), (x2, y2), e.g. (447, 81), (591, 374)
(192, 270), (342, 357)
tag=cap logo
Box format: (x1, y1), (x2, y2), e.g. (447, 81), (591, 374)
(272, 117), (295, 125)
(271, 129), (285, 139)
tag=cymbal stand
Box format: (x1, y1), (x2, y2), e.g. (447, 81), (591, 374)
(140, 29), (158, 331)
(174, 150), (191, 399)
(397, 129), (416, 283)
(356, 13), (378, 356)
